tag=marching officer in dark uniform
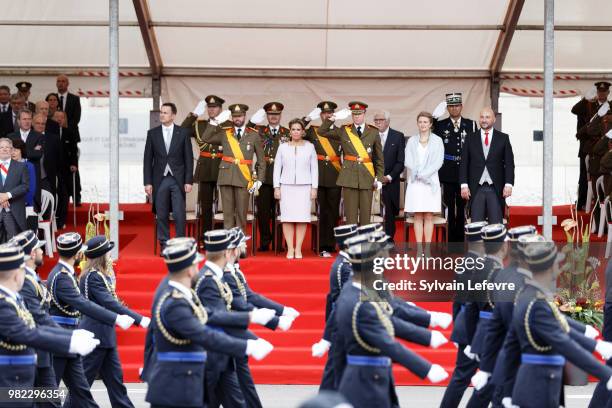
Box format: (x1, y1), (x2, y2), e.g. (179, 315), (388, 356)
(145, 238), (273, 408)
(319, 101), (385, 225)
(303, 102), (343, 256)
(194, 230), (276, 408)
(12, 231), (62, 408)
(433, 93), (477, 243)
(572, 81), (611, 210)
(47, 232), (135, 408)
(247, 103), (289, 251)
(501, 241), (612, 408)
(181, 95), (232, 242)
(76, 236), (149, 408)
(333, 237), (448, 407)
(0, 241), (100, 408)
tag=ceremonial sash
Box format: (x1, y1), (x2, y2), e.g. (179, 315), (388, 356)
(0, 163), (8, 181)
(314, 128), (341, 172)
(345, 126), (374, 178)
(225, 128), (253, 189)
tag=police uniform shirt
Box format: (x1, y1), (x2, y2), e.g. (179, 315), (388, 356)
(234, 125), (246, 140)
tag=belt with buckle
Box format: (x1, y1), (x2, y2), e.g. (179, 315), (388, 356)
(521, 353), (565, 366)
(157, 351), (207, 362)
(344, 155), (371, 163)
(200, 151), (222, 159)
(265, 156), (275, 163)
(221, 157), (253, 165)
(347, 355), (391, 367)
(444, 154), (461, 161)
(316, 154), (340, 163)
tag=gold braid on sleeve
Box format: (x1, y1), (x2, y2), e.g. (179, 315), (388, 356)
(49, 272), (80, 317)
(351, 301), (395, 354)
(524, 299), (552, 352)
(154, 290), (208, 345)
(0, 295), (36, 351)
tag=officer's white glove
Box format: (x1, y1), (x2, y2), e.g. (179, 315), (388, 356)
(595, 340), (612, 360)
(72, 329), (95, 338)
(277, 315), (294, 331)
(250, 308), (276, 325)
(464, 345), (478, 361)
(501, 397), (514, 408)
(282, 306), (300, 318)
(332, 108), (351, 121)
(432, 100), (447, 119)
(192, 100), (207, 117)
(139, 316), (151, 329)
(69, 331), (100, 356)
(248, 180), (263, 195)
(429, 330), (448, 349)
(311, 339), (331, 357)
(598, 101), (610, 117)
(585, 324), (600, 339)
(307, 107), (322, 121)
(471, 370), (491, 390)
(246, 338), (274, 361)
(250, 108), (266, 125)
(426, 364), (449, 383)
(585, 86), (598, 101)
(215, 109), (231, 124)
(115, 314), (135, 330)
(406, 301), (416, 307)
(429, 311), (452, 329)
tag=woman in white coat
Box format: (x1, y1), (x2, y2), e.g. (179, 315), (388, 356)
(404, 111), (444, 246)
(273, 118), (318, 258)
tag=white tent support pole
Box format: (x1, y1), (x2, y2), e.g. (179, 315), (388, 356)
(109, 0), (120, 259)
(542, 0), (554, 239)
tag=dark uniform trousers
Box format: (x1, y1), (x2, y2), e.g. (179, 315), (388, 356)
(343, 188), (373, 226)
(256, 183), (275, 248)
(82, 347), (133, 408)
(234, 356), (262, 408)
(443, 182), (465, 242)
(156, 175), (186, 246)
(220, 186), (250, 230)
(53, 353), (100, 408)
(35, 366), (61, 408)
(439, 344), (479, 408)
(318, 186), (341, 249)
(199, 180), (217, 236)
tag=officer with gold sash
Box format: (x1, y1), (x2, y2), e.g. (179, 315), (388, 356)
(500, 241), (612, 408)
(0, 242), (100, 408)
(303, 101), (343, 256)
(247, 102), (290, 251)
(181, 95), (232, 240)
(318, 101), (384, 226)
(201, 104), (265, 231)
(145, 238), (273, 408)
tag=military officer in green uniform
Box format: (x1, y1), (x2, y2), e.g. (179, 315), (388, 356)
(247, 102), (289, 251)
(303, 101), (342, 256)
(200, 104), (265, 232)
(318, 101), (384, 226)
(181, 95), (232, 241)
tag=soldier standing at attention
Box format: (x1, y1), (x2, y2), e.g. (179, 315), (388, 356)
(201, 104), (265, 231)
(432, 93), (477, 243)
(247, 102), (289, 252)
(303, 102), (343, 257)
(318, 102), (384, 226)
(572, 81), (611, 210)
(181, 95), (232, 242)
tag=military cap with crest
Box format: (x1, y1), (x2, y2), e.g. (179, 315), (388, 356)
(522, 240), (563, 272)
(162, 240), (204, 273)
(446, 93), (463, 106)
(263, 102), (284, 114)
(595, 81), (611, 91)
(516, 233), (546, 258)
(10, 230), (45, 256)
(481, 223), (507, 242)
(465, 221), (488, 242)
(205, 95), (225, 107)
(204, 229), (233, 252)
(16, 81), (32, 92)
(507, 225), (537, 242)
(344, 239), (386, 264)
(348, 101), (368, 113)
(334, 224), (357, 247)
(84, 235), (115, 259)
(317, 101), (338, 113)
(228, 227), (250, 249)
(0, 242), (26, 271)
(57, 232), (83, 258)
(229, 104), (249, 116)
(356, 223), (383, 235)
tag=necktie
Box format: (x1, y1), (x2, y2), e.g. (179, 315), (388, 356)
(59, 95), (64, 111)
(1, 162), (8, 184)
(236, 128), (242, 140)
(484, 131), (489, 147)
(356, 126), (362, 137)
(272, 129), (277, 137)
(380, 133), (386, 147)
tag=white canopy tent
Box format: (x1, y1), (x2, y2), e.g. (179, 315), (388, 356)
(1, 0), (610, 249)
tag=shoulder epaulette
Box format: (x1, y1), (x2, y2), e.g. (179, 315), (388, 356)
(367, 123), (377, 129)
(247, 126), (258, 132)
(221, 125), (232, 130)
(171, 289), (183, 299)
(204, 271), (213, 277)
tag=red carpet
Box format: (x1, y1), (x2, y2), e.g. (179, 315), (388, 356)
(39, 203), (602, 385)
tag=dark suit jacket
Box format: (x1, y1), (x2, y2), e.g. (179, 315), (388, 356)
(58, 126), (78, 173)
(382, 128), (405, 209)
(61, 93), (81, 142)
(0, 159), (29, 231)
(45, 118), (60, 136)
(40, 131), (61, 194)
(0, 108), (13, 137)
(143, 124), (194, 212)
(459, 129), (515, 209)
(8, 130), (44, 205)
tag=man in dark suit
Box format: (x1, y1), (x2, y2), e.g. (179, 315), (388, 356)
(0, 138), (29, 241)
(143, 102), (194, 250)
(7, 109), (44, 209)
(34, 100), (61, 136)
(56, 74), (82, 205)
(53, 111), (78, 229)
(2, 94), (25, 137)
(32, 113), (61, 200)
(373, 110), (405, 242)
(0, 85), (11, 137)
(459, 107), (514, 223)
